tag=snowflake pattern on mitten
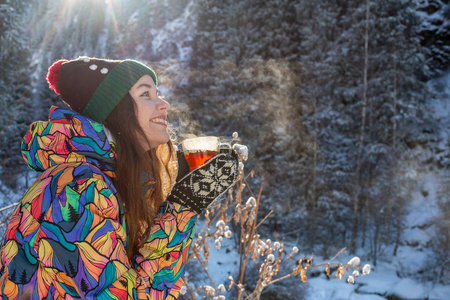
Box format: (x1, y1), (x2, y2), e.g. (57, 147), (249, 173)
(166, 154), (238, 213)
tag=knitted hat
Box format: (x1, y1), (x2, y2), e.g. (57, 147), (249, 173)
(46, 56), (158, 123)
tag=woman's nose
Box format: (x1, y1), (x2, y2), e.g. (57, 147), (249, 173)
(157, 97), (170, 111)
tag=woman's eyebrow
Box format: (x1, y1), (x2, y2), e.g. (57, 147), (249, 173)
(137, 83), (153, 89)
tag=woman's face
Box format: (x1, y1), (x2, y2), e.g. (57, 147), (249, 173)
(129, 75), (170, 150)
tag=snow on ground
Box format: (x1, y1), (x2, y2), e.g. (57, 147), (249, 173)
(183, 218), (240, 298)
(391, 278), (428, 299)
(302, 171), (450, 300)
(191, 159), (450, 299)
(305, 275), (358, 300)
(429, 284), (450, 300)
(195, 222), (240, 285)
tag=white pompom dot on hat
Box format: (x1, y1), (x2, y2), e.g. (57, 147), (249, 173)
(78, 56), (90, 62)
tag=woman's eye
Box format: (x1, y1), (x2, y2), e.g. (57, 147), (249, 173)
(141, 91), (150, 97)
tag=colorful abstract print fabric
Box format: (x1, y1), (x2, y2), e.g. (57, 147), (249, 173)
(0, 106), (198, 299)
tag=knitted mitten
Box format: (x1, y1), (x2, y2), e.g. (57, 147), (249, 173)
(167, 153), (239, 214)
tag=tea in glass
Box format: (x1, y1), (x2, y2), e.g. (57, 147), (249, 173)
(182, 136), (220, 170)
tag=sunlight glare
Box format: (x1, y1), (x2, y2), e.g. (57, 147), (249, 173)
(104, 0), (126, 55)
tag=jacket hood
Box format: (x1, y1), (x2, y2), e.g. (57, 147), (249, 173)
(22, 106), (115, 173)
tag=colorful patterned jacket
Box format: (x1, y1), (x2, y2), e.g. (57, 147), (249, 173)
(0, 106), (198, 299)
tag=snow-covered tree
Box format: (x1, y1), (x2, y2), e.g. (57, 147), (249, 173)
(416, 0), (450, 77)
(0, 0), (32, 185)
(297, 0), (433, 256)
(192, 0), (302, 67)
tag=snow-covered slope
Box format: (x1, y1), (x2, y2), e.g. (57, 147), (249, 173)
(304, 72), (450, 300)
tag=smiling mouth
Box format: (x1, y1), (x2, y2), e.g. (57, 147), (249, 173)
(150, 117), (168, 127)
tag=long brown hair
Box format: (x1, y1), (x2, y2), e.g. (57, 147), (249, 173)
(104, 93), (175, 258)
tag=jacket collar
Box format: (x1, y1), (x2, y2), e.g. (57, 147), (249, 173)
(22, 106), (116, 174)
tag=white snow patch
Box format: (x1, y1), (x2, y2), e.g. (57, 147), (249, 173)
(189, 218), (240, 291)
(306, 275), (357, 300)
(349, 294), (387, 300)
(356, 262), (398, 296)
(393, 246), (433, 277)
(390, 278), (427, 300)
(428, 284), (450, 300)
(401, 227), (432, 247)
(404, 171), (441, 229)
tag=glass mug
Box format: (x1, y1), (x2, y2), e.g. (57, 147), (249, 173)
(182, 136), (221, 171)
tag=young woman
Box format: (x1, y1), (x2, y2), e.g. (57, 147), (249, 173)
(0, 57), (238, 299)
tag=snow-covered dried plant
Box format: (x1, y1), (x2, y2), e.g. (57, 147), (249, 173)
(347, 275), (355, 284)
(362, 264), (371, 275)
(183, 134), (372, 299)
(347, 256), (360, 267)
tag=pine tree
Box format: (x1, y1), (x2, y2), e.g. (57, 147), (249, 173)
(68, 203), (79, 222)
(66, 260), (77, 277)
(81, 278), (89, 292)
(20, 269), (27, 284)
(0, 0), (32, 186)
(416, 0), (450, 77)
(192, 0), (302, 67)
(298, 0), (432, 254)
(10, 270), (17, 283)
(298, 0), (354, 251)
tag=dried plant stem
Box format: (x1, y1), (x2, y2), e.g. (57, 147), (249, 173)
(237, 178), (245, 291)
(328, 247), (346, 263)
(255, 210), (273, 230)
(186, 160), (368, 299)
(268, 273), (294, 285)
(243, 178), (257, 199)
(308, 262), (345, 269)
(185, 280), (196, 300)
(0, 202), (18, 212)
(267, 247), (347, 286)
(267, 262), (349, 286)
(238, 185), (263, 299)
(193, 252), (220, 297)
(208, 206), (225, 227)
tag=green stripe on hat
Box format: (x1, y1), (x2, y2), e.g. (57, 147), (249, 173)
(82, 59), (157, 123)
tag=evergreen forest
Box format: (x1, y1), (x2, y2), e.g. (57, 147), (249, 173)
(0, 0), (449, 299)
